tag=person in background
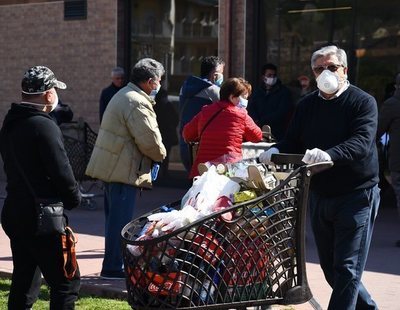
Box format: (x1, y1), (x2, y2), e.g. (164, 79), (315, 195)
(86, 58), (166, 280)
(247, 63), (294, 142)
(0, 66), (81, 309)
(297, 75), (316, 97)
(183, 77), (262, 178)
(154, 87), (179, 177)
(99, 66), (125, 123)
(179, 56), (225, 173)
(377, 73), (400, 247)
(259, 45), (380, 310)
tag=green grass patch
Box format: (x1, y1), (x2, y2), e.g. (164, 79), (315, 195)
(0, 277), (131, 309)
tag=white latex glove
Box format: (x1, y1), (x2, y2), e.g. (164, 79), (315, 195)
(259, 147), (279, 165)
(302, 148), (331, 164)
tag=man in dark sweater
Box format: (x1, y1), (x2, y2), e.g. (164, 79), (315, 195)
(99, 66), (125, 122)
(260, 45), (380, 309)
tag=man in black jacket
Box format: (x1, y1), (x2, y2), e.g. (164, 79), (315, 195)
(247, 63), (294, 142)
(0, 66), (81, 309)
(260, 46), (380, 310)
(99, 66), (125, 122)
(377, 73), (400, 247)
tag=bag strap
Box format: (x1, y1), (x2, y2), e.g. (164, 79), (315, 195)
(7, 134), (37, 199)
(199, 106), (224, 139)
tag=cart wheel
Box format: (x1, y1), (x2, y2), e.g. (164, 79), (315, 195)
(81, 198), (97, 211)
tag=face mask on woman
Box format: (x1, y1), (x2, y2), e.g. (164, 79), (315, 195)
(238, 96), (248, 109)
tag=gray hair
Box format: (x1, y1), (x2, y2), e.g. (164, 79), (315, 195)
(311, 45), (347, 68)
(130, 58), (165, 84)
(111, 67), (125, 77)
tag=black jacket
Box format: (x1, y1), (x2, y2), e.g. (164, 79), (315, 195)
(0, 103), (81, 237)
(377, 90), (400, 171)
(99, 83), (124, 122)
(248, 80), (294, 141)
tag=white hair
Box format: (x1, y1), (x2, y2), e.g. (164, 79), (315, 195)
(111, 67), (125, 77)
(311, 45), (347, 68)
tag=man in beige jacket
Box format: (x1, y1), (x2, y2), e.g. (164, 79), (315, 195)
(86, 58), (166, 279)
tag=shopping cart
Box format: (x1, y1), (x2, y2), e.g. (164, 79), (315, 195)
(60, 118), (102, 210)
(121, 154), (332, 309)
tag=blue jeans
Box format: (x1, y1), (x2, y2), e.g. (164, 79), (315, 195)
(102, 182), (137, 273)
(309, 185), (380, 310)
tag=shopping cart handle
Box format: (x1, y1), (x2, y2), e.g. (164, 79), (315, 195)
(271, 153), (305, 165)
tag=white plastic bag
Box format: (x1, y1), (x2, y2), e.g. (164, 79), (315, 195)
(181, 165), (240, 214)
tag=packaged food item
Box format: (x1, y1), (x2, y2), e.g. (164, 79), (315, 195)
(232, 190), (257, 203)
(216, 163), (226, 174)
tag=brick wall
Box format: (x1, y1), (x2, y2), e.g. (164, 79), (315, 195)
(0, 0), (119, 131)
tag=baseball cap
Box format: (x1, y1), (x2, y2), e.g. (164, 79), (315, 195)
(21, 66), (67, 94)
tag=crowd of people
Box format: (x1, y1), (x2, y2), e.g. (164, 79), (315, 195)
(0, 44), (398, 309)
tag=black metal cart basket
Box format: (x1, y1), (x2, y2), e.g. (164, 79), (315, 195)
(121, 156), (332, 309)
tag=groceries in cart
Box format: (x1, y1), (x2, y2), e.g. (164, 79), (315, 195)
(121, 154), (331, 309)
(128, 159), (280, 243)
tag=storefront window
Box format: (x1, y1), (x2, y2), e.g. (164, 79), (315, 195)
(261, 0), (400, 103)
(130, 0), (218, 94)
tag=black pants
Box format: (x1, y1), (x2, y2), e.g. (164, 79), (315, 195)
(8, 234), (80, 309)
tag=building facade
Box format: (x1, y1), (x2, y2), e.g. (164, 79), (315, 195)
(0, 0), (399, 130)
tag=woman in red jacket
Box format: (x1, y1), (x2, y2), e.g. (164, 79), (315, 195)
(183, 77), (263, 178)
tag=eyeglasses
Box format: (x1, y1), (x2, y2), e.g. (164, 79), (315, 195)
(312, 64), (343, 74)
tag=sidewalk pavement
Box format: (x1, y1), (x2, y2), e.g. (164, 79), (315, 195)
(1, 174), (400, 309)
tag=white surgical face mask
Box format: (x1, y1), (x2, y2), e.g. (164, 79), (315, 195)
(214, 73), (223, 87)
(149, 82), (161, 100)
(50, 91), (59, 112)
(20, 90), (59, 113)
(238, 96), (248, 109)
(316, 70), (339, 94)
(264, 77), (277, 86)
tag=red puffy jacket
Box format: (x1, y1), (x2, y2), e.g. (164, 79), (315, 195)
(183, 100), (262, 178)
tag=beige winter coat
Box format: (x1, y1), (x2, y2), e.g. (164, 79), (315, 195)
(85, 82), (166, 188)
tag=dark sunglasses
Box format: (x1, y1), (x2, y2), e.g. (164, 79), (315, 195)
(313, 64), (343, 74)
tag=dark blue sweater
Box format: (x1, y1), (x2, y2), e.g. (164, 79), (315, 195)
(275, 85), (379, 196)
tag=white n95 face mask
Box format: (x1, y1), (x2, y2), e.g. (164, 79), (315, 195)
(316, 70), (339, 94)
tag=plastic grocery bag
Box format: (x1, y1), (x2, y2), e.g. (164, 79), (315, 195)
(181, 165), (240, 215)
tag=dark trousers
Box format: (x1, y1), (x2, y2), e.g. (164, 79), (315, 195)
(8, 234), (80, 310)
(309, 185), (380, 310)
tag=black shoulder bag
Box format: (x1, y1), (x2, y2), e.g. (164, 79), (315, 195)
(9, 137), (66, 236)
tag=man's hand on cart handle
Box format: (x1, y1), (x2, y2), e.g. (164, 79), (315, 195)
(302, 148), (331, 164)
(259, 147), (280, 164)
